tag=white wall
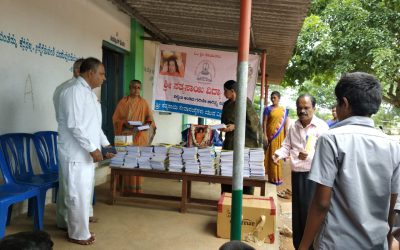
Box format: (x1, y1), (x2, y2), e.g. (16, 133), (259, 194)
(0, 0), (130, 134)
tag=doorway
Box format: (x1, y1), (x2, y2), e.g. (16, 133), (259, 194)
(101, 46), (124, 144)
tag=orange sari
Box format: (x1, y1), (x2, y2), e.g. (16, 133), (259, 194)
(264, 106), (287, 185)
(112, 96), (156, 193)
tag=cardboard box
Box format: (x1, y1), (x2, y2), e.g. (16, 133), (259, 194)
(114, 135), (133, 146)
(217, 193), (276, 243)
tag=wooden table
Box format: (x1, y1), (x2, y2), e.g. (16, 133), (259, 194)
(110, 167), (268, 213)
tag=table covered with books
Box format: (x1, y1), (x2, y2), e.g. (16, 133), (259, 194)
(109, 144), (267, 213)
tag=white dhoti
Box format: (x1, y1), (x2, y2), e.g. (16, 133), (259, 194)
(58, 161), (94, 240)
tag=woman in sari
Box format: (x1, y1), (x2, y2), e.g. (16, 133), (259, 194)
(112, 79), (156, 193)
(219, 80), (263, 194)
(263, 91), (289, 185)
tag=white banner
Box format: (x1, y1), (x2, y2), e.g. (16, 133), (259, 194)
(152, 44), (260, 120)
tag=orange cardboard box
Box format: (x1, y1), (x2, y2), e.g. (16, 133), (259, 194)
(217, 193), (276, 243)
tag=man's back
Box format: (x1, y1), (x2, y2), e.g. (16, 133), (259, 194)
(310, 116), (400, 249)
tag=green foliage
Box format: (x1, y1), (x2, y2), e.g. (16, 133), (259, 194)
(283, 0), (400, 107)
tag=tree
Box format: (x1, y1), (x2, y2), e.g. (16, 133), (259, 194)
(283, 0), (400, 107)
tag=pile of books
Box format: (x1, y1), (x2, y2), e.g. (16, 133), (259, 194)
(109, 151), (126, 167)
(168, 146), (183, 172)
(123, 146), (140, 168)
(198, 147), (217, 175)
(219, 150), (233, 176)
(182, 147), (199, 174)
(249, 148), (265, 177)
(219, 148), (256, 177)
(138, 146), (153, 169)
(150, 144), (169, 170)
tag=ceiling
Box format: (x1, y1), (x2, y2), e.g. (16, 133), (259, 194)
(109, 0), (311, 84)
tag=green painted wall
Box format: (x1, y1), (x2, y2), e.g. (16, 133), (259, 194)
(124, 19), (144, 95)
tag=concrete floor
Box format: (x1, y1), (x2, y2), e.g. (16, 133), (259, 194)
(5, 177), (279, 250)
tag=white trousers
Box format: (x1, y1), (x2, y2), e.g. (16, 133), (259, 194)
(56, 171), (95, 227)
(57, 161), (94, 240)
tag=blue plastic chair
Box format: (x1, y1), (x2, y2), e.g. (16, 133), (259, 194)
(33, 131), (59, 204)
(33, 131), (96, 205)
(0, 133), (58, 218)
(33, 131), (58, 174)
(0, 149), (44, 238)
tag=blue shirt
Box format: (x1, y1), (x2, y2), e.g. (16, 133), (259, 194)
(309, 116), (400, 249)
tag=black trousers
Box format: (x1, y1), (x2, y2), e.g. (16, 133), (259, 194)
(292, 171), (315, 250)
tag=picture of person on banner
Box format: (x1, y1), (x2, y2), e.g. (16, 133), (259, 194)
(197, 61), (213, 82)
(160, 50), (186, 77)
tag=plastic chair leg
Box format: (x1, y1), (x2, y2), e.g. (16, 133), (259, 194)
(53, 186), (59, 203)
(6, 205), (12, 226)
(0, 205), (9, 238)
(27, 198), (34, 217)
(33, 194), (45, 231)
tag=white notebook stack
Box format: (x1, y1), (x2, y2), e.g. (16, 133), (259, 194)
(249, 148), (265, 177)
(168, 146), (183, 172)
(198, 147), (216, 175)
(138, 146), (153, 169)
(182, 147), (199, 174)
(109, 151), (126, 167)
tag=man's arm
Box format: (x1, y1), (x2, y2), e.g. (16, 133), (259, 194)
(273, 125), (292, 161)
(298, 184), (332, 250)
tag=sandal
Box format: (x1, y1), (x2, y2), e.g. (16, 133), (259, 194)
(67, 233), (95, 245)
(285, 188), (292, 195)
(277, 191), (290, 199)
(89, 216), (99, 223)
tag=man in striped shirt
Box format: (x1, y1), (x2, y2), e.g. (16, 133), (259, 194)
(273, 94), (329, 249)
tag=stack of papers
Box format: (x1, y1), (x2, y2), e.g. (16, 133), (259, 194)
(168, 146), (183, 172)
(124, 154), (139, 168)
(140, 146), (154, 157)
(138, 156), (152, 169)
(198, 147), (216, 175)
(150, 155), (168, 170)
(211, 124), (226, 130)
(182, 147), (199, 174)
(219, 149), (250, 177)
(109, 152), (126, 167)
(220, 150), (233, 176)
(128, 121), (143, 126)
(126, 146), (140, 157)
(138, 124), (150, 131)
(249, 148), (265, 177)
(151, 144), (169, 170)
(138, 146), (153, 169)
(114, 135), (133, 146)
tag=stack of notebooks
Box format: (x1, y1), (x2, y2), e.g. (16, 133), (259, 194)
(168, 146), (183, 172)
(138, 146), (153, 169)
(249, 148), (265, 177)
(219, 148), (250, 177)
(150, 144), (169, 170)
(123, 146), (140, 168)
(109, 151), (126, 167)
(219, 150), (233, 176)
(182, 147), (199, 174)
(198, 147), (216, 175)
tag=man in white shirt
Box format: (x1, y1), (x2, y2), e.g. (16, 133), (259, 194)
(57, 57), (112, 245)
(273, 94), (329, 249)
(53, 58), (84, 122)
(54, 58), (98, 230)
